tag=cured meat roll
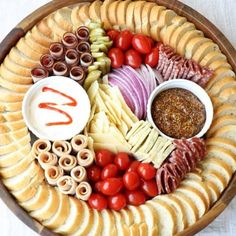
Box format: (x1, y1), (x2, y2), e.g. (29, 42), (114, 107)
(57, 175), (77, 195)
(52, 140), (72, 157)
(77, 148), (94, 167)
(70, 134), (88, 153)
(37, 151), (58, 169)
(58, 154), (77, 172)
(71, 166), (87, 182)
(44, 166), (64, 186)
(32, 139), (51, 158)
(75, 181), (92, 201)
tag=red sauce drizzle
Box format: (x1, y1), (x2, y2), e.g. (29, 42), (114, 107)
(38, 86), (77, 126)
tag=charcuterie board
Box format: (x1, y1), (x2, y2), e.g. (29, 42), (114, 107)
(0, 0), (236, 236)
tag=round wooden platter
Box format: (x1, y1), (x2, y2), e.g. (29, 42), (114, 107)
(0, 0), (236, 235)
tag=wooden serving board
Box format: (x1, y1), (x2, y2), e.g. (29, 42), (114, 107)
(0, 0), (235, 235)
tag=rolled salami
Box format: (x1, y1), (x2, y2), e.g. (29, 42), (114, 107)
(32, 139), (51, 158)
(52, 140), (72, 157)
(71, 134), (88, 153)
(71, 166), (87, 182)
(58, 154), (77, 172)
(57, 175), (77, 195)
(38, 151), (58, 169)
(77, 148), (94, 167)
(44, 166), (64, 186)
(75, 181), (92, 201)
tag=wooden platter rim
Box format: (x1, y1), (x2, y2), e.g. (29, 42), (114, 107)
(0, 1), (235, 236)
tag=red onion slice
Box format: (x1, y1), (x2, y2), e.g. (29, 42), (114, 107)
(62, 32), (78, 49)
(53, 62), (68, 76)
(31, 67), (49, 83)
(40, 54), (54, 71)
(75, 26), (89, 41)
(76, 41), (91, 55)
(49, 42), (64, 60)
(80, 53), (93, 67)
(65, 49), (79, 66)
(70, 66), (85, 84)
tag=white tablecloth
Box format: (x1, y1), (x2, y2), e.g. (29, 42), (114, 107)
(0, 0), (235, 235)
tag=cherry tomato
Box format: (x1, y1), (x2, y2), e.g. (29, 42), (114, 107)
(141, 179), (158, 197)
(137, 163), (156, 180)
(114, 152), (131, 171)
(126, 190), (146, 206)
(107, 29), (120, 41)
(145, 47), (159, 67)
(108, 193), (127, 211)
(132, 34), (152, 54)
(123, 171), (140, 190)
(127, 161), (140, 172)
(94, 181), (103, 192)
(108, 48), (124, 69)
(125, 49), (142, 68)
(88, 193), (108, 211)
(87, 165), (101, 182)
(96, 149), (114, 167)
(101, 164), (118, 180)
(147, 37), (154, 48)
(101, 178), (123, 196)
(115, 30), (133, 51)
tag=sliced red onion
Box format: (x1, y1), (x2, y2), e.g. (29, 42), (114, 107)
(80, 53), (93, 67)
(65, 49), (79, 66)
(70, 66), (85, 84)
(62, 32), (78, 49)
(40, 54), (54, 72)
(31, 67), (49, 83)
(52, 61), (68, 76)
(76, 41), (91, 55)
(76, 26), (89, 41)
(49, 42), (64, 60)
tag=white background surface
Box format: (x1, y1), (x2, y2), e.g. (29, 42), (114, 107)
(0, 0), (236, 235)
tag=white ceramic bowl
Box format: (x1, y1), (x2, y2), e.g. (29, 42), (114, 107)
(22, 76), (91, 141)
(147, 79), (213, 140)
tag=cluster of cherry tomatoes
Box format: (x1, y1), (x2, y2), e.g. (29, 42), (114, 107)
(107, 29), (159, 69)
(87, 150), (158, 211)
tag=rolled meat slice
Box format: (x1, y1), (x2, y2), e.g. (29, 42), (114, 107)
(38, 151), (58, 169)
(70, 66), (85, 84)
(32, 139), (51, 158)
(52, 61), (69, 76)
(44, 165), (64, 186)
(52, 140), (72, 157)
(71, 166), (87, 182)
(71, 134), (88, 153)
(80, 52), (93, 67)
(65, 49), (79, 66)
(40, 54), (54, 72)
(31, 67), (49, 83)
(77, 148), (94, 167)
(75, 26), (89, 41)
(76, 41), (90, 55)
(58, 154), (77, 172)
(75, 181), (92, 201)
(62, 32), (78, 49)
(57, 175), (77, 195)
(49, 42), (64, 60)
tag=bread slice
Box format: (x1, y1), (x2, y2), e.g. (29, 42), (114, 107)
(0, 143), (30, 168)
(0, 127), (28, 145)
(154, 194), (186, 232)
(185, 168), (203, 181)
(125, 1), (136, 32)
(0, 119), (26, 133)
(43, 190), (70, 230)
(111, 211), (129, 236)
(0, 134), (30, 155)
(120, 208), (134, 225)
(219, 86), (236, 102)
(0, 101), (22, 112)
(200, 51), (227, 67)
(150, 24), (162, 41)
(54, 7), (73, 32)
(89, 0), (102, 23)
(0, 87), (25, 103)
(214, 103), (236, 119)
(212, 124), (236, 141)
(48, 13), (67, 39)
(133, 1), (146, 33)
(78, 3), (91, 24)
(0, 111), (23, 122)
(37, 17), (54, 39)
(108, 0), (120, 26)
(71, 5), (83, 29)
(127, 205), (145, 225)
(116, 0), (131, 27)
(86, 208), (103, 236)
(20, 183), (49, 212)
(30, 186), (59, 221)
(100, 0), (115, 30)
(147, 199), (177, 235)
(100, 209), (117, 236)
(139, 222), (148, 236)
(140, 2), (156, 36)
(150, 8), (175, 28)
(129, 223), (140, 236)
(208, 60), (232, 70)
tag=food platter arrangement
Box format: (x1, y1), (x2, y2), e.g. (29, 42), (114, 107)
(0, 0), (236, 235)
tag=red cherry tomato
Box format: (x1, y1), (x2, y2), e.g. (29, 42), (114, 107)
(87, 165), (101, 182)
(101, 164), (118, 180)
(101, 178), (123, 196)
(115, 30), (133, 51)
(145, 47), (159, 67)
(125, 49), (142, 68)
(123, 171), (140, 190)
(88, 193), (108, 211)
(126, 190), (146, 206)
(96, 149), (114, 167)
(137, 163), (156, 180)
(94, 181), (103, 192)
(114, 152), (131, 171)
(107, 29), (120, 41)
(141, 179), (158, 197)
(132, 34), (152, 54)
(147, 37), (154, 48)
(108, 48), (124, 69)
(108, 193), (127, 211)
(127, 161), (140, 172)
